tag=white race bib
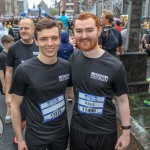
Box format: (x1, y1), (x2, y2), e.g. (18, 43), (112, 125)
(78, 92), (105, 115)
(39, 95), (65, 123)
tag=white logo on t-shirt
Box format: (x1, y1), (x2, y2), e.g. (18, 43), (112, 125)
(59, 74), (69, 81)
(33, 52), (39, 56)
(21, 60), (25, 63)
(90, 72), (108, 82)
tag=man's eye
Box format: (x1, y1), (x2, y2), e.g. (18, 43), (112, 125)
(88, 30), (93, 32)
(52, 37), (58, 40)
(40, 38), (46, 41)
(76, 30), (82, 33)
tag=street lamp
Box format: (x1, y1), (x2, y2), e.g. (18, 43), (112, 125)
(37, 4), (42, 18)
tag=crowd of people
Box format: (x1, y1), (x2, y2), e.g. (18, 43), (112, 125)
(0, 10), (132, 150)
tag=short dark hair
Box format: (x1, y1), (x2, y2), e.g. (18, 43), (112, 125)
(62, 11), (65, 15)
(115, 20), (121, 26)
(34, 18), (60, 40)
(1, 35), (14, 45)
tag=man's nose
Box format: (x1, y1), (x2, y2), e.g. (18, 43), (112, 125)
(47, 38), (53, 45)
(81, 31), (88, 38)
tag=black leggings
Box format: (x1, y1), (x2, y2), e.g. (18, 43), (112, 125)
(70, 128), (117, 150)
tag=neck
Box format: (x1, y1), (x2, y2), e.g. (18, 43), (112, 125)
(37, 53), (57, 65)
(3, 49), (8, 53)
(21, 39), (33, 45)
(82, 46), (104, 58)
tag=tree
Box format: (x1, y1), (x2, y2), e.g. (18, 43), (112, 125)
(49, 7), (58, 16)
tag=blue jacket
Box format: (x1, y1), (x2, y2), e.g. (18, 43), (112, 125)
(58, 31), (74, 60)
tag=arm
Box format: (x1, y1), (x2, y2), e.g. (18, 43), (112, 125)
(115, 94), (130, 150)
(140, 34), (147, 51)
(117, 46), (124, 55)
(5, 66), (13, 104)
(0, 70), (5, 93)
(11, 94), (28, 150)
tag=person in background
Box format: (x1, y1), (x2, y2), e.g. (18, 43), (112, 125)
(57, 21), (65, 32)
(5, 18), (39, 145)
(0, 23), (8, 53)
(0, 35), (14, 123)
(98, 9), (123, 57)
(121, 21), (128, 52)
(58, 11), (69, 31)
(58, 31), (74, 60)
(9, 18), (20, 42)
(115, 20), (122, 32)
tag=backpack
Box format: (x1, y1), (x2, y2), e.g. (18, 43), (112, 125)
(105, 28), (119, 51)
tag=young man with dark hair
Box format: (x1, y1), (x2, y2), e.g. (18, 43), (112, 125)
(69, 12), (130, 150)
(10, 18), (70, 150)
(0, 35), (14, 123)
(98, 10), (123, 56)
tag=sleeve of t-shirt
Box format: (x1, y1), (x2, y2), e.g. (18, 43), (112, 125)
(9, 65), (27, 96)
(6, 46), (15, 67)
(113, 64), (128, 96)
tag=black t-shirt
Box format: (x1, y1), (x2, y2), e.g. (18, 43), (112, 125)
(9, 25), (20, 42)
(0, 51), (7, 74)
(9, 57), (70, 144)
(69, 50), (128, 135)
(6, 40), (39, 71)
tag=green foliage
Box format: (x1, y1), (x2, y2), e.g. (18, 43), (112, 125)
(49, 7), (58, 16)
(128, 94), (139, 106)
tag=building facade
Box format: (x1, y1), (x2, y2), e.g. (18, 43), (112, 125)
(0, 0), (6, 16)
(96, 0), (150, 18)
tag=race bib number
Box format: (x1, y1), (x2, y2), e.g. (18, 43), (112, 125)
(33, 52), (39, 56)
(78, 92), (105, 115)
(39, 95), (65, 123)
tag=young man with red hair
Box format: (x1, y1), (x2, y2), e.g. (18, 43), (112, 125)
(69, 12), (130, 150)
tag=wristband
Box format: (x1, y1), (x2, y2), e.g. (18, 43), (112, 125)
(121, 125), (131, 130)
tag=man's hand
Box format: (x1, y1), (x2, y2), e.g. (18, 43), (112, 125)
(117, 51), (124, 55)
(115, 130), (130, 150)
(18, 140), (28, 150)
(116, 46), (124, 55)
